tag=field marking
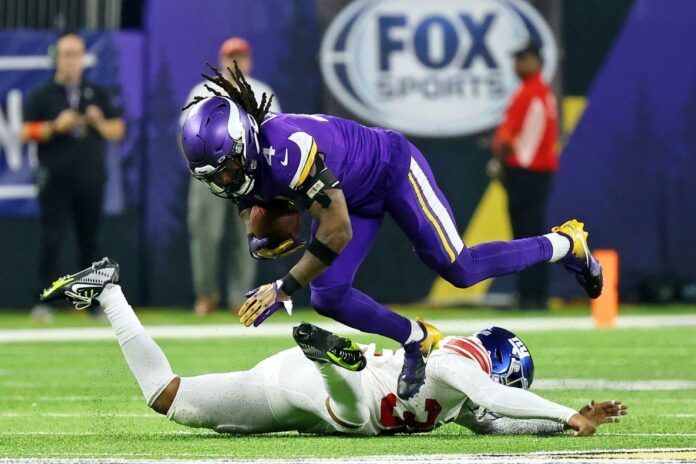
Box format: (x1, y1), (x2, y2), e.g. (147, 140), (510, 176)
(0, 431), (209, 436)
(1, 412), (156, 418)
(1, 314), (695, 344)
(1, 395), (142, 401)
(604, 433), (696, 437)
(534, 379), (696, 391)
(1, 448), (695, 463)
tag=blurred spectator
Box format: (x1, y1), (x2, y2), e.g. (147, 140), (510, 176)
(22, 33), (125, 321)
(490, 41), (559, 309)
(180, 37), (281, 316)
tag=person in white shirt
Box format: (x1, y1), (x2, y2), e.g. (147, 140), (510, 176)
(181, 37), (281, 316)
(41, 258), (628, 438)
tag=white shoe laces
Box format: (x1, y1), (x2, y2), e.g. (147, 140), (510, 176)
(64, 290), (93, 310)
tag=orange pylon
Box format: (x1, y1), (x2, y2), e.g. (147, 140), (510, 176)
(591, 249), (619, 328)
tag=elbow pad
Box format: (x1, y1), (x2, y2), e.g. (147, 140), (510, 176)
(300, 155), (340, 208)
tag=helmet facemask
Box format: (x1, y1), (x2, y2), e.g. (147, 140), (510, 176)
(192, 153), (255, 200)
(490, 356), (529, 389)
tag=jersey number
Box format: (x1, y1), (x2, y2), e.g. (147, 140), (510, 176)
(379, 394), (442, 432)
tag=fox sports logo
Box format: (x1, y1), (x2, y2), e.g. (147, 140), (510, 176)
(320, 0), (557, 137)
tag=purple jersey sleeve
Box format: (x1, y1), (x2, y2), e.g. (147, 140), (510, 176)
(255, 113), (410, 211)
(256, 115), (321, 199)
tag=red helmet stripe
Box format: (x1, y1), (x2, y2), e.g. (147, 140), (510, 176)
(443, 338), (492, 373)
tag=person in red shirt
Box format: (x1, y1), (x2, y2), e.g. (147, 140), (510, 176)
(490, 41), (559, 309)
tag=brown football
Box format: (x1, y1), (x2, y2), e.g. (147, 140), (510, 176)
(249, 200), (301, 247)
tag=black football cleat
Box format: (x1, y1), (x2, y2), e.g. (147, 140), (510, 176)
(40, 257), (120, 310)
(293, 322), (366, 371)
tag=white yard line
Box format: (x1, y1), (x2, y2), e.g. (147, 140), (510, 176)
(1, 412), (156, 418)
(534, 379), (696, 391)
(1, 395), (142, 401)
(0, 448), (694, 464)
(2, 314), (695, 344)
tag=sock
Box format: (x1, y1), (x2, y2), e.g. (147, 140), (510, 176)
(404, 320), (426, 345)
(317, 362), (368, 427)
(544, 233), (572, 263)
(97, 285), (176, 405)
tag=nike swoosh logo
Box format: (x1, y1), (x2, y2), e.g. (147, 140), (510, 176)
(280, 149), (289, 166)
(72, 284), (101, 292)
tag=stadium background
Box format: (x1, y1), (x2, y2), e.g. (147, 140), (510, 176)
(1, 0), (693, 311)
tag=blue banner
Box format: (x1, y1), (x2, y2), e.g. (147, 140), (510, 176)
(0, 30), (144, 216)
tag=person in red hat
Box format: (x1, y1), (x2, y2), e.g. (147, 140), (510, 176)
(490, 40), (559, 310)
(181, 37), (281, 316)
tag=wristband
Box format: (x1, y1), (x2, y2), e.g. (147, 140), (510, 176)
(307, 238), (339, 265)
(280, 273), (303, 296)
(27, 122), (43, 142)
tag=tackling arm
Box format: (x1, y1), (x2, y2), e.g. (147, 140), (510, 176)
(436, 358), (624, 436)
(435, 358), (578, 427)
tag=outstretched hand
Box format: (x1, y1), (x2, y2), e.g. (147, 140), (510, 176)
(580, 399), (628, 427)
(568, 399), (628, 436)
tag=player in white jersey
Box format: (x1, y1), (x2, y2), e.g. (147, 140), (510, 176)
(41, 258), (627, 437)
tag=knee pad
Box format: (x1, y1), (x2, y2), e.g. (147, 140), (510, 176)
(310, 284), (352, 317)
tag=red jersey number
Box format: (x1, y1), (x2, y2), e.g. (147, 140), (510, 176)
(379, 394), (442, 433)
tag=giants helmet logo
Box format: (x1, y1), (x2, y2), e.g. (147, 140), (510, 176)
(320, 0), (557, 137)
(508, 336), (530, 359)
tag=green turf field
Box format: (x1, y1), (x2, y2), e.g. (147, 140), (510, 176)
(0, 308), (695, 460)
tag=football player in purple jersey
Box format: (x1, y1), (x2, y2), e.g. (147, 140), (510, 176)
(180, 64), (603, 400)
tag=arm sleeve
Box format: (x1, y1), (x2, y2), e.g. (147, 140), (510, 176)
(434, 357), (577, 424)
(462, 415), (565, 436)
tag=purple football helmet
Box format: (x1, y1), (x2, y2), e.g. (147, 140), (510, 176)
(180, 96), (260, 200)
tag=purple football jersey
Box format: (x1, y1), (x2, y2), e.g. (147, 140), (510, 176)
(249, 113), (410, 215)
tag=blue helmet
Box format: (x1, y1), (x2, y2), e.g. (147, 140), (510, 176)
(474, 327), (534, 389)
(180, 96), (260, 200)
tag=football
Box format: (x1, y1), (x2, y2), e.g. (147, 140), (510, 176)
(249, 200), (301, 247)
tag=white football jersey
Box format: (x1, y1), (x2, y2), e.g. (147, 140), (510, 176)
(357, 336), (493, 435)
(257, 336), (575, 437)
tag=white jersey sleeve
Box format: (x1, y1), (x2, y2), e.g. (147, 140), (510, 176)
(432, 355), (577, 424)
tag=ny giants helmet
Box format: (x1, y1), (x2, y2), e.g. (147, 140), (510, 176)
(180, 96), (260, 200)
(474, 327), (535, 389)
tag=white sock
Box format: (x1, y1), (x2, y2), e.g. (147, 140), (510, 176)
(404, 320), (426, 345)
(97, 284), (176, 405)
(544, 233), (572, 263)
(317, 363), (367, 427)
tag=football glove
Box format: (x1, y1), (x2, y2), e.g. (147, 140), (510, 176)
(248, 235), (305, 260)
(239, 280), (293, 327)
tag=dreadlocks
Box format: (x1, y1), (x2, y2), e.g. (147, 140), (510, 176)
(181, 61), (274, 126)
